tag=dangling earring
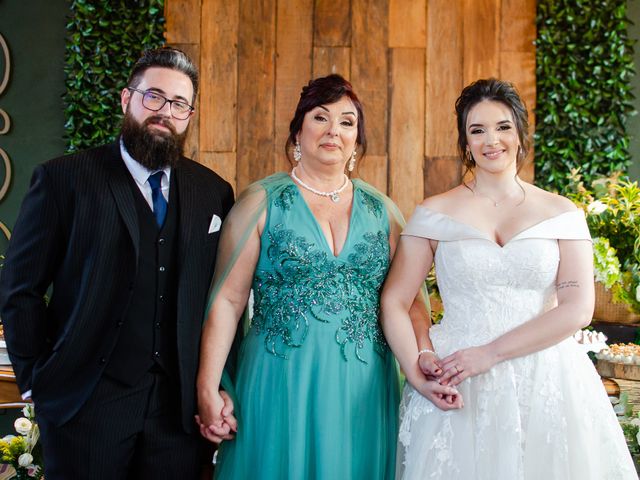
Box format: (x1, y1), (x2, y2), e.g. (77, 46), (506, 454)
(294, 141), (302, 162)
(517, 145), (524, 162)
(348, 149), (356, 172)
(465, 149), (474, 166)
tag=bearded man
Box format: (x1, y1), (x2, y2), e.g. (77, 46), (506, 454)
(0, 47), (235, 479)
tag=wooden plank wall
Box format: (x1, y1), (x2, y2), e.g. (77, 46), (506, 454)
(165, 0), (536, 218)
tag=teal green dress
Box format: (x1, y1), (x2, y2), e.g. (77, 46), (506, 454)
(215, 174), (399, 479)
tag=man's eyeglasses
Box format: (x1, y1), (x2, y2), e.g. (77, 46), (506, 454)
(127, 87), (194, 120)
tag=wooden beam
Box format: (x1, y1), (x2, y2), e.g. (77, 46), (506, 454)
(236, 0), (277, 191)
(389, 0), (426, 48)
(462, 0), (500, 84)
(389, 48), (425, 218)
(200, 0), (238, 153)
(314, 0), (351, 46)
(165, 0), (201, 44)
(424, 156), (462, 197)
(351, 0), (388, 191)
(275, 0), (314, 173)
(426, 0), (463, 158)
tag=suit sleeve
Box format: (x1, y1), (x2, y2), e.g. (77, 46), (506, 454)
(221, 180), (235, 219)
(0, 165), (64, 393)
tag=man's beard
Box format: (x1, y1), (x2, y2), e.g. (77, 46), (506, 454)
(120, 111), (188, 170)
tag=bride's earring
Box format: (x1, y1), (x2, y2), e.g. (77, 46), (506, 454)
(465, 149), (474, 166)
(294, 141), (302, 162)
(348, 149), (356, 172)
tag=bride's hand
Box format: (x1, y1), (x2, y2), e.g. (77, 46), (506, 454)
(438, 345), (497, 387)
(418, 351), (443, 380)
(412, 376), (464, 411)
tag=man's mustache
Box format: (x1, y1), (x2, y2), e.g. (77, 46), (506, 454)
(143, 115), (177, 135)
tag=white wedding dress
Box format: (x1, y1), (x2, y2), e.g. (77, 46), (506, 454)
(397, 207), (637, 480)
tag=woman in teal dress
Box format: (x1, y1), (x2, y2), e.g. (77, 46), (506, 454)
(196, 75), (428, 479)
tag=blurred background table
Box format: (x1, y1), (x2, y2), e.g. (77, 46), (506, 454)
(0, 366), (23, 407)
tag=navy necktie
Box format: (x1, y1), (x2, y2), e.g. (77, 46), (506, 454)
(148, 171), (167, 228)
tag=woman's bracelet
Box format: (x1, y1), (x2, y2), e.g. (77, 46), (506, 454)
(417, 348), (436, 357)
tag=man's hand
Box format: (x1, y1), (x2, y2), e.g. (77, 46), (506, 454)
(196, 389), (237, 444)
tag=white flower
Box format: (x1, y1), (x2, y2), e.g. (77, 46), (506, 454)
(587, 200), (607, 214)
(630, 417), (640, 427)
(636, 284), (640, 302)
(18, 453), (33, 467)
(637, 429), (640, 447)
(14, 417), (32, 435)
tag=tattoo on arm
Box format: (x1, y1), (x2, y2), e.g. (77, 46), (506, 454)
(557, 280), (580, 290)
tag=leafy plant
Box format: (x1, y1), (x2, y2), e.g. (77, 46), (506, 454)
(64, 0), (165, 152)
(618, 394), (640, 460)
(567, 169), (640, 313)
(535, 0), (635, 193)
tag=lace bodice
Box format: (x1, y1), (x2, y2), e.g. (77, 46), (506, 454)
(402, 207), (591, 351)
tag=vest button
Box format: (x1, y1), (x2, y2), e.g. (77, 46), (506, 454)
(99, 357), (106, 364)
(159, 295), (164, 301)
(158, 238), (165, 245)
(159, 266), (165, 272)
(153, 351), (160, 357)
(117, 320), (123, 326)
(155, 322), (161, 328)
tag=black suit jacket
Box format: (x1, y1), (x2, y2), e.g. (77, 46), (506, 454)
(0, 142), (234, 431)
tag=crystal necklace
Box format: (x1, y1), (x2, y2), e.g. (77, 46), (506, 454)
(290, 166), (350, 203)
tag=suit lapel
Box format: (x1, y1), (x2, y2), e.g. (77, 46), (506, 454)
(105, 144), (140, 261)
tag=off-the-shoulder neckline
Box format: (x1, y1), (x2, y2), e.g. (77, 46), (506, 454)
(414, 206), (582, 248)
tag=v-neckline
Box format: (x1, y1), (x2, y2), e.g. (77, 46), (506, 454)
(289, 177), (356, 259)
(420, 207), (577, 248)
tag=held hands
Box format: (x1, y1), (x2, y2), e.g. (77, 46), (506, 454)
(418, 350), (442, 380)
(438, 345), (497, 387)
(415, 351), (463, 411)
(195, 389), (238, 444)
(414, 375), (464, 411)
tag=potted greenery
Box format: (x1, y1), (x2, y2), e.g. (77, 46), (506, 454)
(567, 169), (640, 322)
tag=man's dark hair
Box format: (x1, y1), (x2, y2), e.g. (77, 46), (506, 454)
(127, 47), (199, 101)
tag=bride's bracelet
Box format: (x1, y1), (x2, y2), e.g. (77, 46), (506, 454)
(417, 348), (436, 357)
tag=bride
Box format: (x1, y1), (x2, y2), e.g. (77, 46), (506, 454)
(381, 78), (637, 479)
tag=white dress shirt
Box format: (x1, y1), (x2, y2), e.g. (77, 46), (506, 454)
(119, 139), (171, 207)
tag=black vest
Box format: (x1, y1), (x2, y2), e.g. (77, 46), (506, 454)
(105, 172), (179, 386)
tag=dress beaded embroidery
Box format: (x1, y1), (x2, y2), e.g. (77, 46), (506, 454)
(252, 192), (389, 362)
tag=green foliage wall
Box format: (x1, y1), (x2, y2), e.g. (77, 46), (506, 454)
(535, 0), (635, 193)
(64, 0), (165, 152)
